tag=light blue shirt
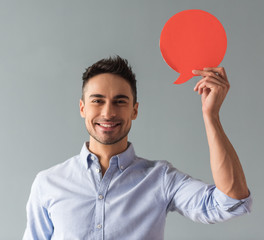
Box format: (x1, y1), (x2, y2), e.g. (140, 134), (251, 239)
(23, 142), (252, 240)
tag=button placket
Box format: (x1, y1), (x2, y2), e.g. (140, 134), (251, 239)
(94, 162), (117, 238)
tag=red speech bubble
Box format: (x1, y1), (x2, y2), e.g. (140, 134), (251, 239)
(160, 9), (227, 84)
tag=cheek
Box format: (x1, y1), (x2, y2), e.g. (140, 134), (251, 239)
(84, 107), (98, 120)
(83, 111), (94, 125)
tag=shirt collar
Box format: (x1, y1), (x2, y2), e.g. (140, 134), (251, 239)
(116, 142), (135, 171)
(80, 142), (136, 171)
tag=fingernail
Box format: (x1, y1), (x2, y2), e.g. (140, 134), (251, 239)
(192, 70), (197, 74)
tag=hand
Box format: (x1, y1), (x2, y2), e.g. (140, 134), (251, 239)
(193, 67), (230, 118)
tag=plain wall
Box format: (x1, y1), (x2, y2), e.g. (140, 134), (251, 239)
(0, 0), (263, 239)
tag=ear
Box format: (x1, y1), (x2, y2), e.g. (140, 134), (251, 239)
(80, 99), (85, 118)
(132, 102), (139, 120)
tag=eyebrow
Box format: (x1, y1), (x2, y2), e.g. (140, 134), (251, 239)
(89, 94), (129, 100)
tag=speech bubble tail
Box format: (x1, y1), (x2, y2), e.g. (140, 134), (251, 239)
(174, 73), (193, 84)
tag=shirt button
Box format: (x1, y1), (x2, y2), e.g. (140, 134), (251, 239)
(96, 168), (101, 173)
(97, 224), (102, 229)
(91, 155), (96, 161)
(120, 165), (124, 170)
(98, 195), (104, 200)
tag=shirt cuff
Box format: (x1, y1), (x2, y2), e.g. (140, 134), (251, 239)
(214, 187), (252, 213)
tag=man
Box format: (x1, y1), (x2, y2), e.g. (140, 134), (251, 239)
(23, 56), (252, 239)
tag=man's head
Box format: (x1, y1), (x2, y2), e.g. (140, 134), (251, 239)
(82, 55), (137, 105)
(80, 56), (138, 147)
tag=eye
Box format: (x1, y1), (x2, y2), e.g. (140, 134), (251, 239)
(115, 100), (127, 104)
(92, 99), (104, 104)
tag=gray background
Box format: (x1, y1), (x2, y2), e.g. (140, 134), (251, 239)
(0, 0), (263, 239)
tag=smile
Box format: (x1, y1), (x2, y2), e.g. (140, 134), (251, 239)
(96, 123), (120, 127)
(95, 122), (121, 131)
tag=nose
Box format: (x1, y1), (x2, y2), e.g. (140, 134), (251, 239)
(101, 102), (116, 119)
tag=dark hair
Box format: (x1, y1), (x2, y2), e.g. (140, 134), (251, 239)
(82, 55), (137, 105)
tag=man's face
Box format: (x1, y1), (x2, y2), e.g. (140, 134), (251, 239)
(80, 73), (138, 146)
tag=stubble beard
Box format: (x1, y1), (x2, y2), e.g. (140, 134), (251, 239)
(87, 123), (131, 145)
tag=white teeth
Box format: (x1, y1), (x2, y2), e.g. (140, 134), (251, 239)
(99, 123), (118, 127)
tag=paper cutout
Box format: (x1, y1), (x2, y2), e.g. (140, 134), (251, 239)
(160, 9), (227, 84)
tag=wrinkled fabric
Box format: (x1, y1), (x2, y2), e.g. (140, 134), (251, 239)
(23, 142), (252, 240)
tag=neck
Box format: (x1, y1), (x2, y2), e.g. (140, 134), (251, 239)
(88, 137), (128, 174)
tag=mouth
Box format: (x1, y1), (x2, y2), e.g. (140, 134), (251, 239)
(95, 122), (121, 131)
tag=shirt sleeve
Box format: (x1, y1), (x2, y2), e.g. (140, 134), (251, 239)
(23, 174), (54, 239)
(162, 161), (252, 224)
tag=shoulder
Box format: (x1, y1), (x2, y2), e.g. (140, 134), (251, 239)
(133, 157), (175, 174)
(135, 157), (173, 168)
(134, 157), (190, 181)
(36, 153), (82, 183)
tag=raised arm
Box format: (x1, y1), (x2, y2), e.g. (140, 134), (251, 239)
(193, 67), (249, 200)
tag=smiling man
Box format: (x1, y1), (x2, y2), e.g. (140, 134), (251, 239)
(80, 73), (138, 176)
(23, 56), (252, 240)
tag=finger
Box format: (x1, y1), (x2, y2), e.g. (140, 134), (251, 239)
(193, 69), (223, 82)
(192, 70), (225, 89)
(203, 67), (228, 82)
(201, 87), (211, 97)
(193, 70), (229, 92)
(196, 79), (225, 95)
(194, 76), (226, 92)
